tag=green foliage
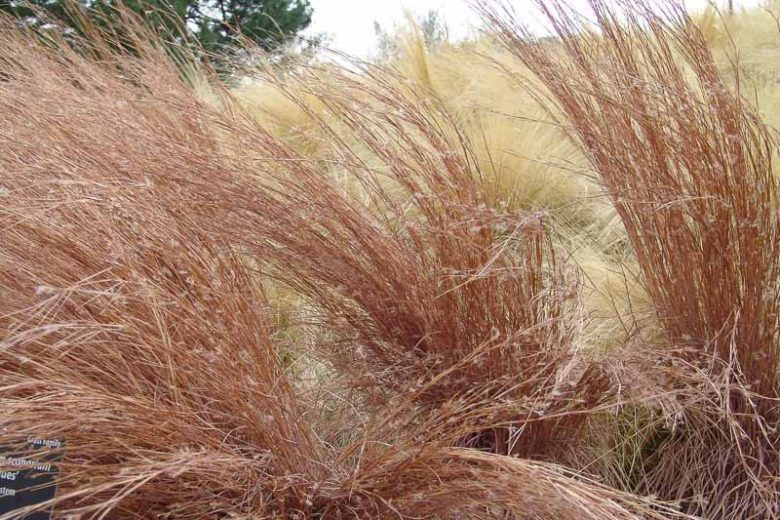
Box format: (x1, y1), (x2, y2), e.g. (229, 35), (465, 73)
(0, 0), (84, 31)
(0, 0), (312, 52)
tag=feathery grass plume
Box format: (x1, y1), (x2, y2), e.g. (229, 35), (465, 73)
(694, 1), (780, 114)
(235, 29), (614, 223)
(234, 31), (639, 358)
(0, 6), (689, 518)
(481, 0), (780, 516)
(396, 16), (435, 92)
(560, 230), (653, 353)
(693, 0), (780, 204)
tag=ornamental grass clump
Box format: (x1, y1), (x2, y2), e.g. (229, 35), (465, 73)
(227, 61), (612, 459)
(7, 0), (780, 516)
(482, 0), (780, 516)
(0, 7), (675, 519)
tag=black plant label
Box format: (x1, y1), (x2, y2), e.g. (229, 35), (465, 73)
(0, 436), (63, 520)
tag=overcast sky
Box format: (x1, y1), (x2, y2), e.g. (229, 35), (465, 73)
(304, 0), (764, 58)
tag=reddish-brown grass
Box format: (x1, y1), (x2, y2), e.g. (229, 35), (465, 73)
(7, 0), (780, 515)
(481, 0), (780, 517)
(223, 61), (614, 460)
(0, 9), (677, 519)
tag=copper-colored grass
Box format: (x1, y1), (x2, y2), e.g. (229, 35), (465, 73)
(230, 58), (620, 459)
(481, 0), (780, 516)
(0, 10), (683, 519)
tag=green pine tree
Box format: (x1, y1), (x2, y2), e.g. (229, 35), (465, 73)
(0, 0), (312, 53)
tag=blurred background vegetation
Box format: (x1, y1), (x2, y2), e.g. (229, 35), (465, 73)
(0, 0), (313, 54)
